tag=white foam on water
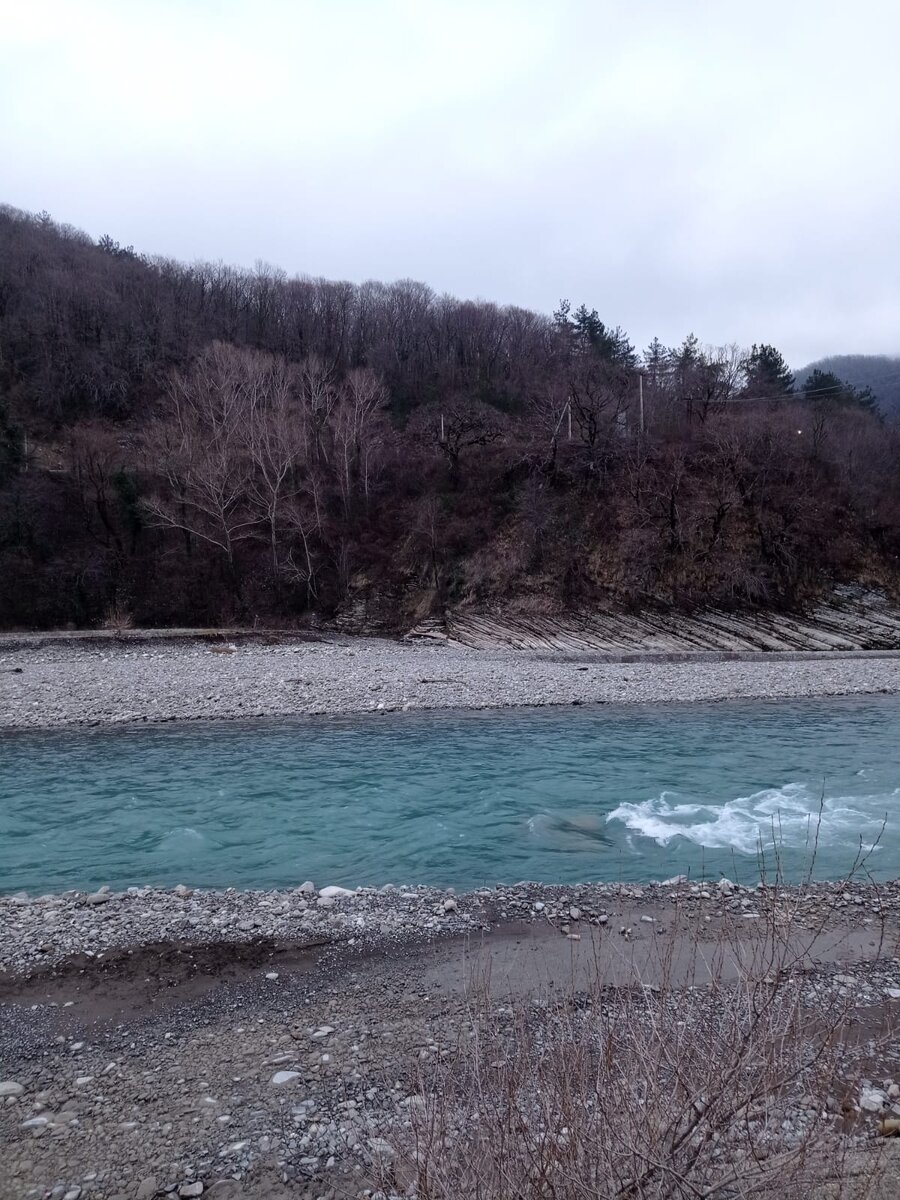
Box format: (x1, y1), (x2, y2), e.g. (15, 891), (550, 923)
(606, 783), (897, 856)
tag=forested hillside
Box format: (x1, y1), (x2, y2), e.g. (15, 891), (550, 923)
(794, 355), (900, 418)
(1, 204), (898, 630)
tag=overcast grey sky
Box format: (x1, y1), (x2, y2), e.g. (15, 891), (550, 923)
(3, 0), (898, 365)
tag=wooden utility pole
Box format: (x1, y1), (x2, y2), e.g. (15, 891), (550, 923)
(638, 373), (645, 434)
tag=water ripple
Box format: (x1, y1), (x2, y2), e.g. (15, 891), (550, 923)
(1, 695), (898, 892)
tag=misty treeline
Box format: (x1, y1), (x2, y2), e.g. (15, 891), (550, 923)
(796, 354), (900, 418)
(1, 203), (898, 630)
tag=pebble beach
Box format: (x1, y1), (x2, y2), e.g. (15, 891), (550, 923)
(3, 878), (900, 1199)
(1, 634), (899, 729)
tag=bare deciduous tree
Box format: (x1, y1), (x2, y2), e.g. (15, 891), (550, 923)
(331, 367), (388, 516)
(143, 343), (263, 586)
(418, 400), (504, 487)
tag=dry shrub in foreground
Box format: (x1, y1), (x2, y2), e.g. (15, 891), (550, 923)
(100, 600), (134, 631)
(380, 901), (890, 1200)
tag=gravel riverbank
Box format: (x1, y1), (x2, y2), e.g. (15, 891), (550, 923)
(3, 880), (900, 1199)
(0, 875), (894, 979)
(1, 635), (899, 729)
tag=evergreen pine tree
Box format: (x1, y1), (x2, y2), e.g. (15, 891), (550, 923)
(743, 344), (794, 396)
(801, 368), (877, 413)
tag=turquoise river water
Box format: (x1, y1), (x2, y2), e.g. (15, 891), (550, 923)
(1, 694), (899, 894)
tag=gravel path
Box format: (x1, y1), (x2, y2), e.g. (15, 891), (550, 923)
(1, 637), (899, 729)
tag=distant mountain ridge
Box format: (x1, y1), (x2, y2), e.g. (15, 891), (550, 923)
(794, 355), (900, 417)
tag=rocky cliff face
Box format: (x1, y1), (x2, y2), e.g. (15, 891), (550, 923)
(408, 588), (900, 653)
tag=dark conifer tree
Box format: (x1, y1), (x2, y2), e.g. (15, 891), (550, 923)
(743, 344), (794, 396)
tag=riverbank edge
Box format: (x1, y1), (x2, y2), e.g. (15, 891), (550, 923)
(4, 625), (900, 660)
(2, 635), (900, 731)
(4, 876), (900, 1200)
(2, 876), (895, 981)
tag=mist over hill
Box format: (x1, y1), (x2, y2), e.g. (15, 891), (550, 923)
(794, 355), (900, 418)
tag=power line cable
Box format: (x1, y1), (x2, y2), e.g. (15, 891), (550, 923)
(640, 365), (900, 406)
